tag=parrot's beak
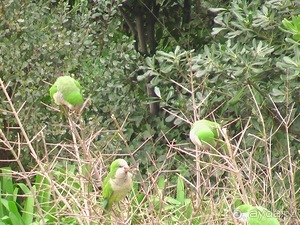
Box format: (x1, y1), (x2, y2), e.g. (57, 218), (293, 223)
(124, 166), (130, 173)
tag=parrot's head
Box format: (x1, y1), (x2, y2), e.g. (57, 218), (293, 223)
(233, 205), (253, 223)
(110, 159), (131, 179)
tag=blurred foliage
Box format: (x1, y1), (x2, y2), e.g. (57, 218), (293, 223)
(0, 0), (142, 166)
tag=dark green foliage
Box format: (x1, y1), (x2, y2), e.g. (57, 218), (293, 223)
(139, 0), (300, 156)
(0, 0), (141, 165)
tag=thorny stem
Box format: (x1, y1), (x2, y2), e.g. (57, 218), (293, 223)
(68, 115), (102, 182)
(0, 79), (45, 223)
(66, 113), (103, 224)
(221, 128), (248, 204)
(0, 79), (85, 225)
(283, 81), (296, 212)
(189, 61), (202, 209)
(68, 117), (90, 223)
(249, 86), (275, 206)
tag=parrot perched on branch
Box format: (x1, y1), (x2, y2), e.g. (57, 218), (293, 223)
(189, 119), (221, 149)
(233, 204), (280, 225)
(102, 159), (133, 213)
(49, 76), (83, 113)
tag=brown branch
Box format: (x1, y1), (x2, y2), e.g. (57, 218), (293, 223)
(136, 10), (148, 55)
(146, 0), (159, 55)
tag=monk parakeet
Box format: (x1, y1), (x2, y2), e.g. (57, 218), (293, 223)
(102, 159), (133, 213)
(233, 204), (280, 225)
(189, 119), (221, 149)
(49, 76), (83, 112)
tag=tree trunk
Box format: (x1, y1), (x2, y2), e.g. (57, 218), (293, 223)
(118, 0), (160, 115)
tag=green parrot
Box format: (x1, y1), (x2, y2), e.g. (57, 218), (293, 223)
(233, 204), (280, 225)
(49, 76), (83, 112)
(189, 119), (221, 149)
(102, 159), (133, 213)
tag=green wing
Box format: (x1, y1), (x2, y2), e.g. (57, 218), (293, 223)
(61, 77), (83, 107)
(201, 120), (220, 137)
(102, 174), (113, 211)
(64, 91), (83, 107)
(194, 124), (215, 146)
(49, 84), (57, 99)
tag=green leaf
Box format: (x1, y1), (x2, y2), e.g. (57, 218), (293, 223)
(176, 176), (185, 204)
(154, 86), (161, 98)
(12, 187), (19, 202)
(157, 51), (174, 59)
(166, 89), (174, 101)
(271, 88), (284, 96)
(8, 201), (24, 225)
(35, 174), (51, 212)
(16, 184), (34, 224)
(293, 33), (300, 41)
(174, 117), (183, 125)
(0, 184), (4, 218)
(211, 27), (227, 35)
(209, 8), (227, 13)
(160, 64), (173, 74)
(1, 168), (14, 198)
(9, 211), (25, 225)
(0, 199), (9, 212)
(23, 196), (34, 224)
(137, 73), (149, 81)
(282, 56), (298, 66)
(157, 175), (165, 191)
(165, 114), (175, 123)
(228, 87), (246, 105)
(165, 196), (181, 205)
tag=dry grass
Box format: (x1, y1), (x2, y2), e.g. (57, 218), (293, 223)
(0, 77), (299, 225)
